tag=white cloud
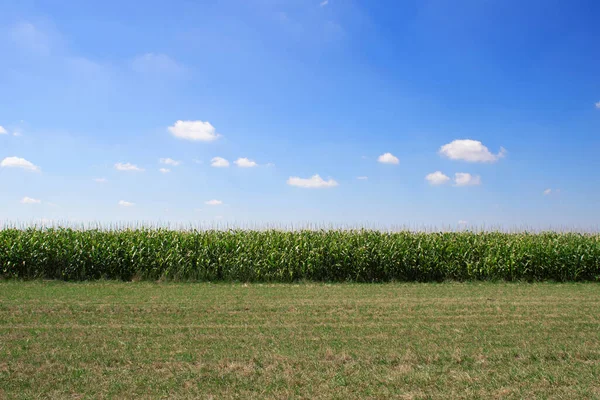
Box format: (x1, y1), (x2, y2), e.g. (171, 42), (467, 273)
(159, 157), (181, 166)
(425, 171), (450, 185)
(595, 101), (600, 109)
(357, 176), (368, 180)
(1, 156), (40, 172)
(114, 162), (144, 172)
(377, 152), (399, 165)
(205, 199), (223, 206)
(458, 220), (468, 225)
(159, 168), (170, 174)
(168, 120), (221, 142)
(439, 139), (506, 163)
(211, 157), (230, 168)
(234, 157), (258, 168)
(287, 174), (339, 189)
(543, 189), (552, 195)
(21, 197), (41, 204)
(94, 178), (107, 183)
(454, 172), (481, 187)
(118, 200), (135, 207)
(0, 126), (7, 135)
(320, 0), (329, 6)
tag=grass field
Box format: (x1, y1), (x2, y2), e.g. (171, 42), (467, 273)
(1, 282), (599, 399)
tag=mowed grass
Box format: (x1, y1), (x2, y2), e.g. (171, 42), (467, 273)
(1, 282), (600, 399)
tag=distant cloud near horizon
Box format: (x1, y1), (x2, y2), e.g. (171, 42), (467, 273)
(114, 162), (144, 172)
(159, 158), (181, 166)
(21, 197), (41, 204)
(234, 157), (258, 168)
(287, 174), (338, 188)
(377, 153), (399, 165)
(118, 200), (135, 207)
(425, 171), (450, 185)
(1, 157), (40, 172)
(440, 139), (506, 163)
(168, 120), (221, 142)
(211, 157), (229, 168)
(454, 173), (481, 186)
(205, 199), (223, 206)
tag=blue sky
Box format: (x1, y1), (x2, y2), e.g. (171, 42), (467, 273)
(1, 0), (599, 228)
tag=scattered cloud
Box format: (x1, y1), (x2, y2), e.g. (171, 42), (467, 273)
(0, 126), (7, 135)
(159, 157), (181, 166)
(168, 120), (221, 142)
(114, 162), (144, 172)
(439, 139), (506, 163)
(118, 200), (135, 207)
(205, 199), (223, 206)
(425, 171), (450, 185)
(159, 168), (170, 174)
(21, 196), (41, 204)
(357, 176), (368, 180)
(1, 156), (40, 172)
(377, 152), (399, 165)
(287, 174), (339, 188)
(193, 158), (203, 164)
(454, 172), (481, 187)
(458, 220), (468, 225)
(543, 188), (552, 195)
(94, 178), (107, 183)
(234, 157), (258, 168)
(265, 162), (275, 167)
(211, 157), (230, 168)
(131, 53), (186, 76)
(595, 101), (600, 109)
(320, 0), (329, 6)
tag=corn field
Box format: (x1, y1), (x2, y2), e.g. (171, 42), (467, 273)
(1, 228), (599, 282)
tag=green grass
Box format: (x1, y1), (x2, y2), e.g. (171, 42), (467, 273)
(1, 282), (599, 399)
(2, 228), (600, 281)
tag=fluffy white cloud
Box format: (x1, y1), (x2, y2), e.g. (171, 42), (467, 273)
(287, 174), (339, 188)
(159, 168), (170, 174)
(0, 126), (7, 135)
(320, 0), (329, 6)
(377, 152), (399, 165)
(454, 172), (481, 187)
(168, 120), (220, 142)
(1, 156), (40, 172)
(118, 200), (135, 207)
(596, 101), (600, 109)
(425, 171), (450, 185)
(234, 157), (257, 168)
(94, 178), (107, 183)
(159, 157), (181, 166)
(357, 176), (368, 180)
(211, 157), (229, 168)
(439, 139), (506, 163)
(114, 162), (144, 172)
(543, 188), (552, 195)
(21, 197), (41, 204)
(205, 199), (223, 206)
